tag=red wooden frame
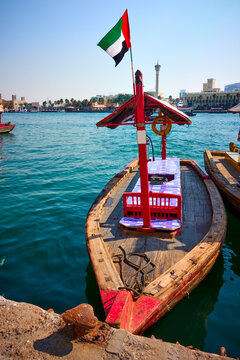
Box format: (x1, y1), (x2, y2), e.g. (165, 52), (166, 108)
(123, 191), (182, 220)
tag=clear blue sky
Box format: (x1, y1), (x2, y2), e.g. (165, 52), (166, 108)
(1, 0), (240, 103)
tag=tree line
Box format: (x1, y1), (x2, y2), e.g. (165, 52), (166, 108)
(42, 94), (133, 109)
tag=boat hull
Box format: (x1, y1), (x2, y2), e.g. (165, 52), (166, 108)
(204, 150), (240, 214)
(86, 158), (226, 334)
(0, 124), (15, 133)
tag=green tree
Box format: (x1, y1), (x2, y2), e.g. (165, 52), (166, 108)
(82, 99), (90, 106)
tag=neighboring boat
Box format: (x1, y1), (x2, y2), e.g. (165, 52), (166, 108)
(86, 70), (226, 335)
(204, 149), (240, 214)
(0, 106), (15, 134)
(181, 108), (196, 116)
(228, 102), (240, 115)
(204, 107), (240, 214)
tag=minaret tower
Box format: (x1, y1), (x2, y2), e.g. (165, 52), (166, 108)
(155, 61), (161, 98)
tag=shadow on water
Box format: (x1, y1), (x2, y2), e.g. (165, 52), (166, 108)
(225, 209), (240, 277)
(85, 262), (106, 322)
(203, 209), (240, 358)
(144, 253), (224, 350)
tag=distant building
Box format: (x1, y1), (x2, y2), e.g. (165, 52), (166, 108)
(91, 95), (107, 101)
(0, 94), (26, 111)
(182, 79), (240, 110)
(202, 78), (221, 93)
(91, 102), (107, 110)
(0, 93), (39, 111)
(30, 102), (40, 111)
(179, 89), (186, 99)
(224, 83), (240, 92)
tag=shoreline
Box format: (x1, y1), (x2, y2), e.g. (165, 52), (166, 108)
(0, 296), (235, 360)
(3, 109), (230, 114)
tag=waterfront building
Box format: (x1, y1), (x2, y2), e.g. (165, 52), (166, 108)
(179, 89), (186, 99)
(182, 79), (240, 110)
(91, 102), (107, 110)
(224, 83), (240, 92)
(9, 95), (26, 111)
(0, 93), (40, 112)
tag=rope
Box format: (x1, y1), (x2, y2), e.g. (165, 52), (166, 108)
(112, 246), (155, 300)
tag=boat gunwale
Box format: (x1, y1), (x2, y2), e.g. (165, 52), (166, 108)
(85, 158), (139, 291)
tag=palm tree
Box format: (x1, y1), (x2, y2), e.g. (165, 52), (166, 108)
(82, 99), (89, 107)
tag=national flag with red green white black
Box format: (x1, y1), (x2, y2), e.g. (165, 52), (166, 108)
(97, 10), (131, 66)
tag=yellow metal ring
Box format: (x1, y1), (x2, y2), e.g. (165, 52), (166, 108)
(152, 112), (172, 136)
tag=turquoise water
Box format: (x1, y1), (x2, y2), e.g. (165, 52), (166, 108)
(0, 112), (239, 357)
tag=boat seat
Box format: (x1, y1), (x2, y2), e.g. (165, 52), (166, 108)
(120, 158), (182, 231)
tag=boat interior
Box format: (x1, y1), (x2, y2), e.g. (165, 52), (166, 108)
(100, 159), (212, 290)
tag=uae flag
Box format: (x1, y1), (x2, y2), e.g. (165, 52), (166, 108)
(98, 10), (131, 66)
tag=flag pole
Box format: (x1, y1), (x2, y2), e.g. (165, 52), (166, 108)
(130, 47), (136, 98)
(127, 9), (135, 98)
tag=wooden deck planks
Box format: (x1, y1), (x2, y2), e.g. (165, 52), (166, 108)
(98, 163), (212, 287)
(215, 155), (240, 183)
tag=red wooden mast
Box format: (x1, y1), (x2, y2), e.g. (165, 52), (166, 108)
(161, 127), (167, 160)
(134, 70), (151, 228)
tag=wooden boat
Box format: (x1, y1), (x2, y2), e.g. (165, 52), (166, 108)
(182, 108), (196, 116)
(86, 70), (226, 335)
(204, 105), (240, 214)
(0, 123), (15, 134)
(204, 148), (240, 214)
(0, 107), (15, 133)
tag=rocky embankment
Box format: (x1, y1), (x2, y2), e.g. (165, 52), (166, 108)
(0, 296), (236, 360)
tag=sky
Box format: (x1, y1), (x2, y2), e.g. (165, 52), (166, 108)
(1, 0), (240, 104)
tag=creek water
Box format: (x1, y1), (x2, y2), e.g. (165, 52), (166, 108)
(0, 112), (239, 357)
